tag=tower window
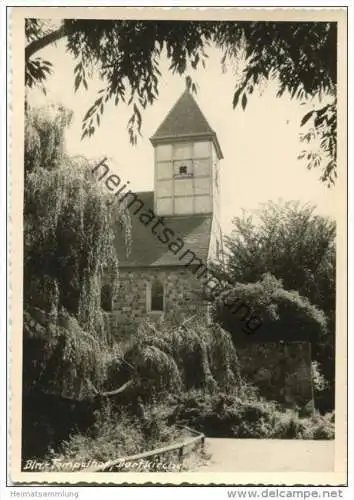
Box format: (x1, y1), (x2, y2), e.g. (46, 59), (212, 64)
(148, 279), (164, 312)
(101, 284), (113, 312)
(174, 159), (193, 177)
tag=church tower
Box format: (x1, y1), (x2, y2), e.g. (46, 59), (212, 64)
(112, 89), (225, 336)
(150, 89), (223, 221)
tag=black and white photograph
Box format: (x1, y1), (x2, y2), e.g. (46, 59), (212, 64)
(7, 5), (348, 486)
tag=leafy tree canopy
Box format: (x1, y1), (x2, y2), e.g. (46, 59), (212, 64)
(223, 200), (336, 318)
(210, 200), (335, 409)
(25, 19), (337, 184)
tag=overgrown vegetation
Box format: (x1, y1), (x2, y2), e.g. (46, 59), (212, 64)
(122, 317), (241, 402)
(23, 310), (244, 463)
(211, 272), (327, 343)
(38, 385), (334, 471)
(45, 403), (187, 471)
(209, 201), (336, 413)
(169, 391), (335, 440)
(23, 105), (132, 461)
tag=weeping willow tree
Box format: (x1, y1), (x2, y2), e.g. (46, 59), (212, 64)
(23, 104), (130, 400)
(122, 316), (242, 403)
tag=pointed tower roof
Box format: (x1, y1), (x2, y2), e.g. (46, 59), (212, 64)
(150, 89), (223, 159)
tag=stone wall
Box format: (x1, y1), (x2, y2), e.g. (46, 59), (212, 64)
(105, 266), (208, 339)
(237, 341), (314, 410)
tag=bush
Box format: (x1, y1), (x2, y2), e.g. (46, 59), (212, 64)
(272, 411), (308, 438)
(44, 400), (185, 471)
(170, 390), (278, 438)
(300, 413), (335, 440)
(169, 390), (335, 440)
(44, 408), (144, 466)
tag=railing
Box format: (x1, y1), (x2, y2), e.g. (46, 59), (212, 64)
(86, 426), (205, 472)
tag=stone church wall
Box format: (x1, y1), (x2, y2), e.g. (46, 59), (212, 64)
(106, 266), (207, 339)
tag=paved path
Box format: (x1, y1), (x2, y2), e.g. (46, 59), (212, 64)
(198, 438), (334, 472)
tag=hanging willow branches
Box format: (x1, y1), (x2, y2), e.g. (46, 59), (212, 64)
(122, 317), (242, 403)
(23, 105), (131, 398)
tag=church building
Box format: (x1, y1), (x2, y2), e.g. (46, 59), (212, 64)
(98, 89), (314, 412)
(103, 88), (224, 336)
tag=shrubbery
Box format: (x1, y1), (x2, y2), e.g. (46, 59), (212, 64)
(54, 409), (144, 465)
(41, 387), (334, 471)
(168, 390), (335, 440)
(43, 402), (187, 471)
(273, 410), (334, 440)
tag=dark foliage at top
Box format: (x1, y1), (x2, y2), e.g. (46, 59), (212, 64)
(25, 19), (337, 184)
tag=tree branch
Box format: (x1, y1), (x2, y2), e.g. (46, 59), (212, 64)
(100, 380), (133, 397)
(25, 25), (67, 61)
(88, 379), (133, 397)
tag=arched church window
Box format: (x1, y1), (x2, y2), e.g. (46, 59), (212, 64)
(149, 279), (164, 312)
(101, 284), (113, 312)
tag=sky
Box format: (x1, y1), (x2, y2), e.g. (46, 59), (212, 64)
(27, 36), (338, 236)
